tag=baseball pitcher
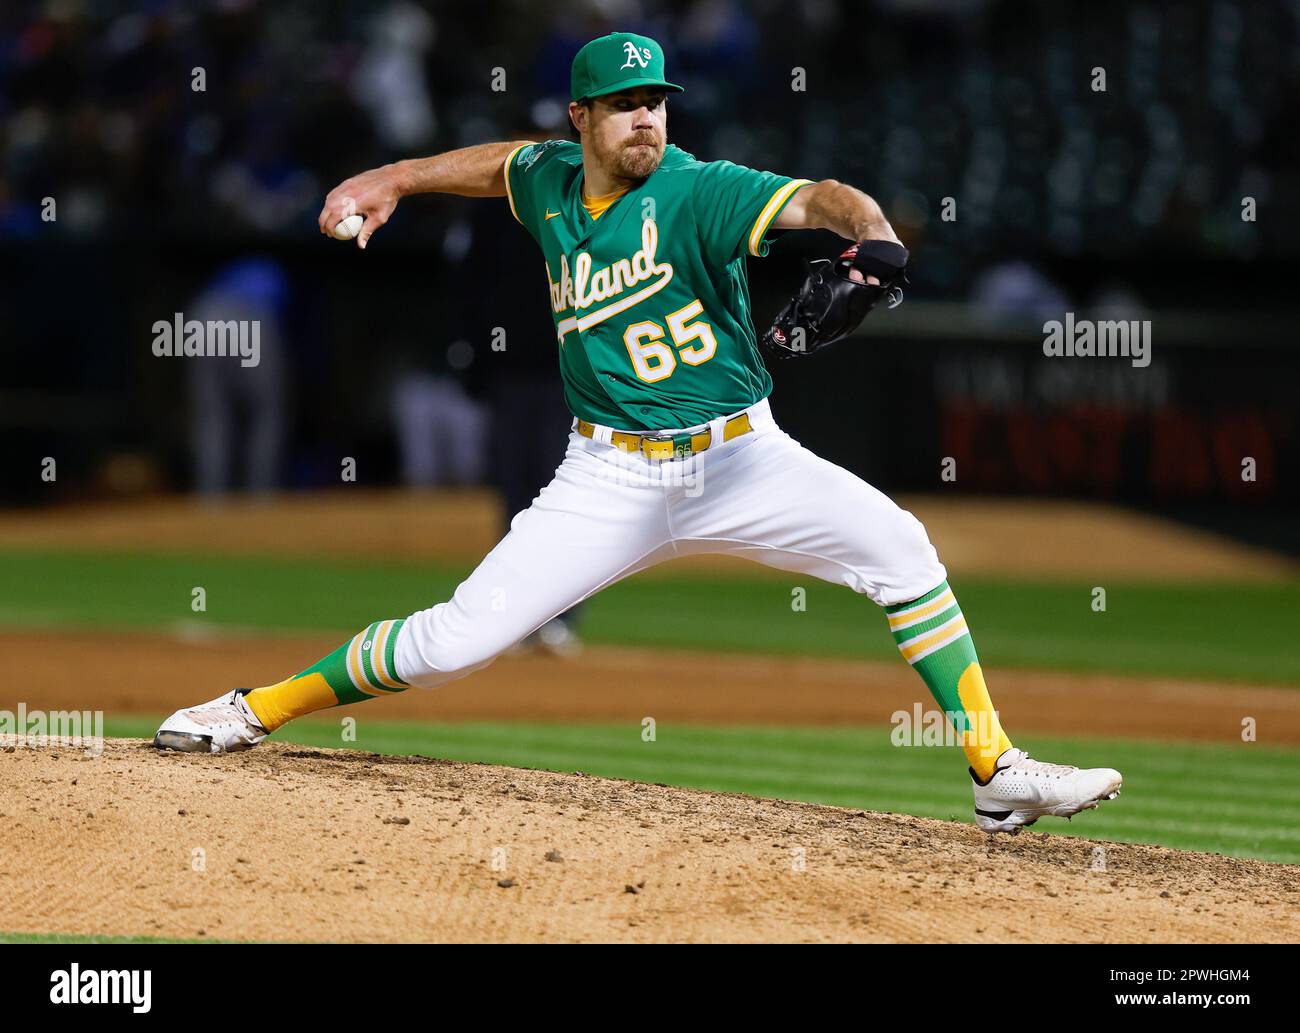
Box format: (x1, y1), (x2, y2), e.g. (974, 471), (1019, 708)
(156, 33), (1122, 834)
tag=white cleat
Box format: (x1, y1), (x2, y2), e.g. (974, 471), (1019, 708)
(972, 747), (1122, 834)
(154, 688), (268, 754)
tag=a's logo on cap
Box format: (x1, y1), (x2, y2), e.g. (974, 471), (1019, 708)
(621, 42), (652, 69)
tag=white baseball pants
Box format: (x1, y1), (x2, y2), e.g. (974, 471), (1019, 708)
(393, 398), (947, 688)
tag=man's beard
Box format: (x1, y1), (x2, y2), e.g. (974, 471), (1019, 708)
(605, 136), (664, 181)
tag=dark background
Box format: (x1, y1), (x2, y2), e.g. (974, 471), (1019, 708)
(1, 0), (1296, 549)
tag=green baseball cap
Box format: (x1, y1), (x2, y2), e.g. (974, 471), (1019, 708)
(570, 31), (684, 102)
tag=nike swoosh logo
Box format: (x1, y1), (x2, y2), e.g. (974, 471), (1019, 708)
(545, 210), (561, 221)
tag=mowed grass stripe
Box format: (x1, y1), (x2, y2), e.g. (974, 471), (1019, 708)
(0, 550), (462, 634)
(104, 716), (1300, 815)
(6, 549), (1299, 684)
(287, 719), (1300, 796)
(323, 746), (1298, 825)
(1097, 795), (1300, 821)
(1068, 812), (1300, 843)
(106, 714), (1300, 802)
(108, 718), (1299, 863)
(288, 722), (1300, 860)
(327, 731), (1300, 810)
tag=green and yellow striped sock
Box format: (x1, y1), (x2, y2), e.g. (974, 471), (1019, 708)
(244, 618), (409, 732)
(885, 582), (1012, 780)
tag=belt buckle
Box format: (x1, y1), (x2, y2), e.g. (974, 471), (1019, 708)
(640, 429), (699, 460)
(640, 428), (693, 460)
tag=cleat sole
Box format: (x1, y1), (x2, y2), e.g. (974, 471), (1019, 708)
(154, 730), (215, 754)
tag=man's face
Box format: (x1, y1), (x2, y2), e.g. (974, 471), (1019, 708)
(571, 87), (668, 183)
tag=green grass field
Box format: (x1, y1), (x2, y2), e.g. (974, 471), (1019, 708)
(103, 716), (1300, 865)
(5, 545), (1298, 879)
(4, 549), (1299, 684)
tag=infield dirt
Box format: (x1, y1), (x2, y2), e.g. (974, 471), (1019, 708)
(2, 740), (1297, 943)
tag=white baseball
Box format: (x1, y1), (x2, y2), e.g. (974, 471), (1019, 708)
(333, 214), (365, 240)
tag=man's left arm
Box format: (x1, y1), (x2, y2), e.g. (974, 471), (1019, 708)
(772, 180), (902, 284)
(773, 180), (901, 245)
(760, 180), (910, 355)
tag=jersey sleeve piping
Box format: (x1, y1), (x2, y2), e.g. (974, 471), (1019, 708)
(747, 178), (813, 257)
(502, 143), (530, 226)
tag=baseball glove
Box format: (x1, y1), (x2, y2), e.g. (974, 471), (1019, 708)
(761, 240), (909, 359)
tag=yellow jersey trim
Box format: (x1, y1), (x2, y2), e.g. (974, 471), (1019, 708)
(747, 178), (813, 257)
(503, 143), (530, 226)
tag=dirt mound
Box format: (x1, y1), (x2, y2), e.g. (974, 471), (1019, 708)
(2, 740), (1296, 943)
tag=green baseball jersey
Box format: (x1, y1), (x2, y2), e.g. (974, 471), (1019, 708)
(503, 139), (810, 430)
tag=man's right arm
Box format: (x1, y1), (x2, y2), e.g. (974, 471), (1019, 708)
(318, 140), (534, 249)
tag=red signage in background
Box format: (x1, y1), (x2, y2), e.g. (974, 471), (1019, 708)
(941, 403), (1287, 501)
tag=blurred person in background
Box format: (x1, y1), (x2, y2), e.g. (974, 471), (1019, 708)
(209, 114), (318, 234)
(969, 258), (1070, 324)
(187, 257), (290, 497)
(390, 355), (490, 488)
(351, 2), (438, 150)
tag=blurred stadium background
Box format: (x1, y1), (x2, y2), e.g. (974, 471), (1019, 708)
(2, 0), (1298, 871)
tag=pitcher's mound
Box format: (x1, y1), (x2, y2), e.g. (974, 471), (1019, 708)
(2, 740), (1296, 943)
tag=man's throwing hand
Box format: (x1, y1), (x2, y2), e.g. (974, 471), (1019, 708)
(318, 165), (403, 249)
